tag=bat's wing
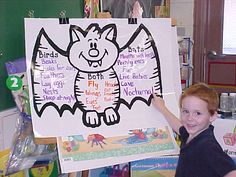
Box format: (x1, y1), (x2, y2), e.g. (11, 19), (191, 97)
(30, 28), (77, 117)
(114, 24), (162, 109)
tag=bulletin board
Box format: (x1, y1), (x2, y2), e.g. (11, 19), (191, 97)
(0, 0), (83, 111)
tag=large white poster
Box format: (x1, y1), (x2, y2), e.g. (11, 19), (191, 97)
(25, 18), (180, 137)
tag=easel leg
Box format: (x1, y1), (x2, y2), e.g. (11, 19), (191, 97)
(82, 170), (89, 177)
(68, 172), (77, 177)
(68, 170), (89, 177)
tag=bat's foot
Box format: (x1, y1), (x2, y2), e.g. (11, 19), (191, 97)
(103, 107), (120, 126)
(82, 110), (101, 128)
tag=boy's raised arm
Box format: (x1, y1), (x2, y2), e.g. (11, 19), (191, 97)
(152, 93), (182, 134)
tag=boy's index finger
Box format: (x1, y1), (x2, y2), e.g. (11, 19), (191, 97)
(154, 93), (163, 98)
(152, 93), (163, 99)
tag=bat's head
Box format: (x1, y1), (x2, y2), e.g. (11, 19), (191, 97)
(68, 24), (119, 73)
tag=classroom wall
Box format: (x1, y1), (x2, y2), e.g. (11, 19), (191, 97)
(170, 0), (194, 38)
(170, 0), (194, 86)
(0, 0), (84, 111)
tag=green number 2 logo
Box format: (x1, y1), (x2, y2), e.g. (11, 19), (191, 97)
(6, 75), (23, 91)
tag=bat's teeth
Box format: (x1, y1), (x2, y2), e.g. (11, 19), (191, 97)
(87, 60), (102, 67)
(98, 60), (102, 66)
(88, 61), (92, 66)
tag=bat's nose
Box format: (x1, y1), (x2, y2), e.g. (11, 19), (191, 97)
(89, 48), (99, 57)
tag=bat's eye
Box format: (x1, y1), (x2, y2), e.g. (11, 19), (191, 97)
(94, 43), (97, 49)
(90, 42), (97, 49)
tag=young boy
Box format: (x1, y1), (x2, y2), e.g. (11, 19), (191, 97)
(152, 83), (236, 177)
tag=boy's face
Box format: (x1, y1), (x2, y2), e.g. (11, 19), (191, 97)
(180, 96), (216, 139)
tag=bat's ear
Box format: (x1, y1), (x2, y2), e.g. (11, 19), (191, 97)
(69, 25), (85, 42)
(101, 24), (117, 41)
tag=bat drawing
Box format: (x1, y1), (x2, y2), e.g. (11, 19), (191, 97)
(30, 23), (162, 128)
